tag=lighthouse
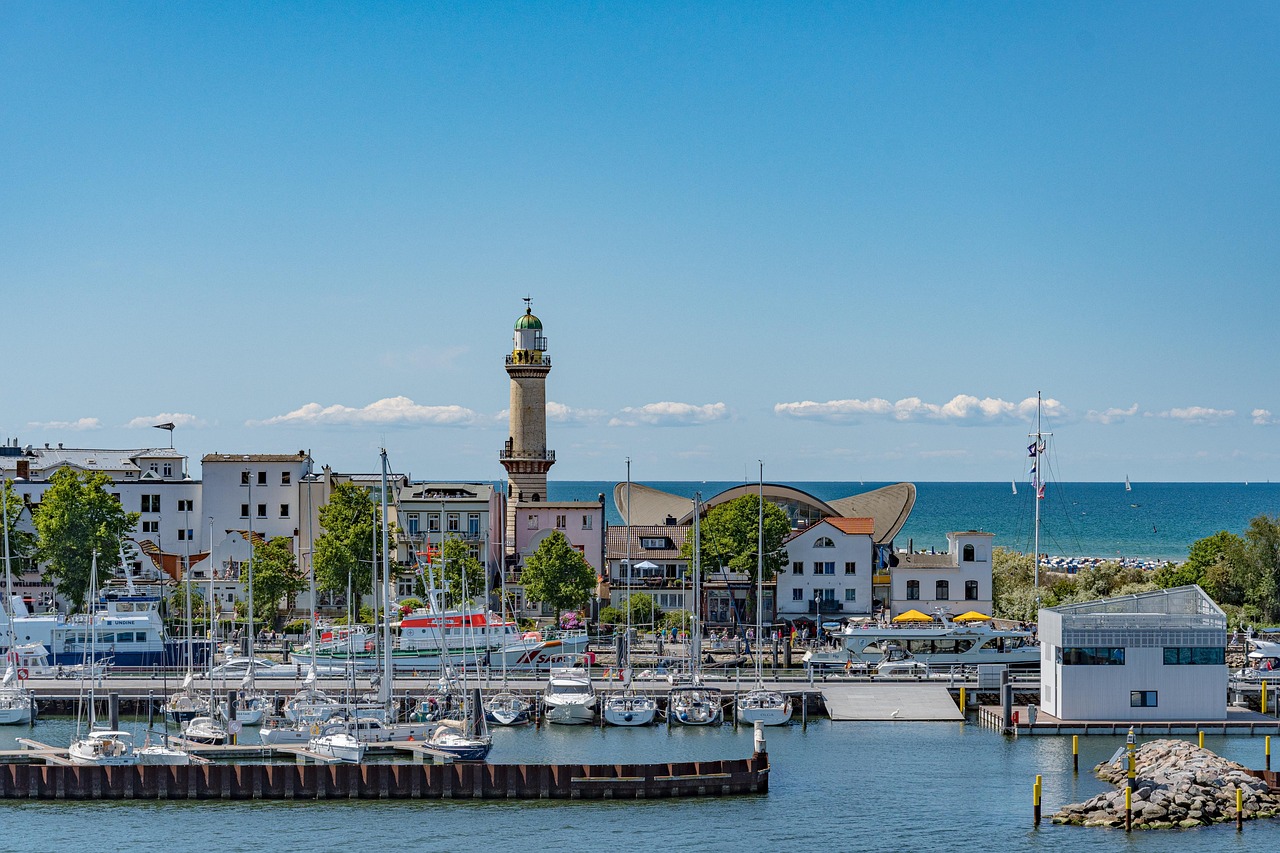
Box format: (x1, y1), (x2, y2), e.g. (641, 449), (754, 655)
(501, 299), (555, 548)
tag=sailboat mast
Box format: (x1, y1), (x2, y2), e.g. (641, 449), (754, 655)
(624, 459), (632, 672)
(305, 464), (317, 668)
(2, 486), (15, 665)
(756, 461), (764, 684)
(691, 493), (701, 676)
(379, 449), (393, 709)
(1032, 391), (1042, 605)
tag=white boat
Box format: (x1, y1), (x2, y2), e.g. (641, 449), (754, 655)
(672, 492), (723, 727)
(736, 464), (792, 727)
(0, 665), (34, 725)
(601, 690), (657, 726)
(182, 715), (228, 745)
(164, 673), (209, 724)
(543, 657), (597, 725)
(69, 729), (139, 765)
(839, 619), (1039, 669)
(0, 489), (35, 725)
(222, 689), (268, 726)
(308, 730), (365, 763)
(284, 668), (342, 723)
(484, 691), (532, 726)
(1125, 475), (1132, 492)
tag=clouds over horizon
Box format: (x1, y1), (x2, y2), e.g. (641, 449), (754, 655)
(608, 401), (729, 427)
(252, 396), (483, 427)
(26, 417), (101, 431)
(126, 412), (206, 429)
(774, 394), (1066, 425)
(1086, 404), (1139, 425)
(1149, 406), (1237, 424)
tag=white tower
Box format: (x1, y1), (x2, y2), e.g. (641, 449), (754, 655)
(500, 299), (555, 550)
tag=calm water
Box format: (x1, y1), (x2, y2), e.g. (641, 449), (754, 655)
(4, 717), (1280, 850)
(552, 481), (1280, 562)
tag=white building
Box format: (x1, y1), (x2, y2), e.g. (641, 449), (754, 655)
(1039, 585), (1227, 722)
(890, 531), (994, 618)
(605, 524), (691, 614)
(509, 498), (606, 617)
(391, 481), (502, 601)
(777, 517), (874, 620)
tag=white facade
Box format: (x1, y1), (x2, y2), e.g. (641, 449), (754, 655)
(777, 518), (874, 620)
(1039, 585), (1227, 721)
(890, 531), (994, 618)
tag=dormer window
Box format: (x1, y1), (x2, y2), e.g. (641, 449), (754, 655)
(639, 537), (670, 550)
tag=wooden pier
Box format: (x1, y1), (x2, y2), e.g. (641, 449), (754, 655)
(0, 751), (769, 800)
(975, 704), (1280, 736)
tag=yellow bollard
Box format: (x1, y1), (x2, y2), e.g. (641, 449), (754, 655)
(1072, 734), (1079, 773)
(959, 686), (966, 713)
(1199, 730), (1205, 749)
(1264, 680), (1269, 716)
(1268, 735), (1272, 772)
(1125, 785), (1132, 832)
(1033, 774), (1042, 826)
(1237, 786), (1244, 831)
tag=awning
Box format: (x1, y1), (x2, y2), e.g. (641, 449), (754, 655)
(952, 611), (992, 622)
(891, 609), (932, 623)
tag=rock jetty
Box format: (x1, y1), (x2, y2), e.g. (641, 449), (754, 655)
(1052, 739), (1280, 829)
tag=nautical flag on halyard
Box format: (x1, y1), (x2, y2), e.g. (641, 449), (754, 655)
(1027, 442), (1038, 457)
(1037, 483), (1046, 500)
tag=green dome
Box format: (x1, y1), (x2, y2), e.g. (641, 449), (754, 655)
(515, 309), (543, 330)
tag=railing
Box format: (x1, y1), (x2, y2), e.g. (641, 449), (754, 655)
(505, 353), (551, 366)
(499, 448), (555, 463)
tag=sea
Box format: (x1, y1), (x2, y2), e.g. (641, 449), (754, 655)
(5, 718), (1280, 850)
(551, 480), (1280, 563)
(5, 481), (1280, 848)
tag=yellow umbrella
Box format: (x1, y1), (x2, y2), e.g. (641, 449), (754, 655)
(952, 611), (992, 622)
(891, 609), (932, 623)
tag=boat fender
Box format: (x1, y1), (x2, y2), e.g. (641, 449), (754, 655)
(16, 668), (28, 680)
(310, 723), (320, 735)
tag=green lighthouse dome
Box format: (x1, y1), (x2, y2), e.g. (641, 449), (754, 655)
(515, 308), (543, 330)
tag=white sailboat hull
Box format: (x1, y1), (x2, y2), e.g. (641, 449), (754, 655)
(736, 690), (792, 726)
(602, 695), (657, 727)
(308, 732), (365, 763)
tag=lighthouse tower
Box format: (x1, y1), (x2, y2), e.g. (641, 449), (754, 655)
(501, 299), (555, 549)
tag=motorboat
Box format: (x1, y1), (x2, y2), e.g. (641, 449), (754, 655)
(308, 730), (365, 763)
(543, 658), (597, 725)
(601, 691), (657, 726)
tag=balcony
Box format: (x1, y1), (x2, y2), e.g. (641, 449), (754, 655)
(505, 353), (551, 366)
(500, 439), (555, 464)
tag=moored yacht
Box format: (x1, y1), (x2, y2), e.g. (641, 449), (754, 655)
(543, 657), (597, 725)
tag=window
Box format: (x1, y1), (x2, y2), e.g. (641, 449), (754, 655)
(407, 514), (420, 535)
(792, 588), (804, 601)
(447, 513), (460, 532)
(1163, 647), (1226, 665)
(279, 504), (290, 518)
(1060, 647), (1126, 666)
(814, 537), (835, 548)
(428, 513), (440, 532)
(906, 580), (920, 600)
(936, 580), (949, 600)
(965, 580), (979, 600)
(241, 471), (250, 486)
(257, 504), (267, 519)
(141, 494), (160, 513)
(257, 471), (267, 486)
(141, 521), (159, 534)
(281, 471), (291, 485)
(581, 515), (592, 530)
(555, 515), (567, 529)
(176, 499), (193, 512)
(527, 514), (538, 530)
(845, 588), (857, 602)
(813, 562), (833, 575)
(845, 562), (856, 574)
(640, 537), (670, 549)
(177, 528), (194, 541)
(162, 463), (173, 478)
(1130, 691), (1158, 708)
(963, 544), (975, 562)
(469, 513), (481, 535)
(240, 504), (250, 518)
(819, 588), (835, 601)
(792, 561), (804, 575)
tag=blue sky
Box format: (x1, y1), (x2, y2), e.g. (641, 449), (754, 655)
(2, 3), (1277, 483)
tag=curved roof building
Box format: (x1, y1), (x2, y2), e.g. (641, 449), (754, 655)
(612, 481), (915, 545)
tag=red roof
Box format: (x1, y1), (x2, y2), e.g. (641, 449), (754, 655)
(822, 517), (875, 535)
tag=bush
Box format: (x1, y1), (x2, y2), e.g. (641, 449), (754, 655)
(660, 610), (692, 632)
(598, 605), (626, 627)
(281, 619), (310, 635)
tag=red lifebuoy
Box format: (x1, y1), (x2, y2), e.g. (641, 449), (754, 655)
(364, 641), (374, 652)
(16, 668), (29, 681)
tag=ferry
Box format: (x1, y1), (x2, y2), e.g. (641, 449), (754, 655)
(1, 581), (212, 667)
(297, 607), (589, 671)
(832, 618), (1040, 670)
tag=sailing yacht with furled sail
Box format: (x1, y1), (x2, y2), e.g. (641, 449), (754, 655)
(736, 463), (791, 726)
(0, 485), (34, 725)
(602, 460), (657, 727)
(670, 492), (722, 727)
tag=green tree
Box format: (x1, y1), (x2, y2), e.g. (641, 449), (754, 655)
(0, 479), (37, 574)
(32, 467), (139, 608)
(598, 605), (626, 626)
(625, 592), (659, 627)
(680, 495), (790, 581)
(250, 536), (305, 625)
(1242, 515), (1280, 623)
(313, 482), (390, 597)
(1153, 530), (1245, 591)
(660, 609), (693, 632)
(520, 531), (596, 615)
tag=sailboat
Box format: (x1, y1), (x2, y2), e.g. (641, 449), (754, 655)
(1125, 475), (1132, 492)
(737, 463), (791, 726)
(1011, 480), (1017, 496)
(670, 492), (722, 726)
(0, 485), (34, 725)
(70, 552), (189, 765)
(603, 460), (657, 727)
(484, 478), (532, 726)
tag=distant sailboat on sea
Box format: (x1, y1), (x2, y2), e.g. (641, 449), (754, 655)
(1011, 480), (1017, 496)
(1124, 475), (1132, 492)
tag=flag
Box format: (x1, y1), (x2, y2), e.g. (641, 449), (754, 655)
(1027, 442), (1037, 457)
(1037, 484), (1046, 500)
(153, 422), (176, 433)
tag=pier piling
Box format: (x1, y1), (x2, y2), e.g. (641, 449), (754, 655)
(1237, 786), (1244, 831)
(109, 693), (119, 730)
(1072, 735), (1079, 773)
(1033, 774), (1041, 827)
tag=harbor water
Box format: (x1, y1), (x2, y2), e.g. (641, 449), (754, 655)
(7, 717), (1280, 850)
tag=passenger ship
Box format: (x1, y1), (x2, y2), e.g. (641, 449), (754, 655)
(1, 580), (211, 667)
(300, 607), (588, 671)
(835, 619), (1040, 669)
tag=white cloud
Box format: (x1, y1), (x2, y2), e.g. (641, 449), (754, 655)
(608, 402), (729, 427)
(1253, 409), (1276, 426)
(125, 412), (206, 429)
(1086, 404), (1140, 425)
(1150, 406), (1236, 423)
(26, 418), (101, 431)
(774, 394), (1064, 425)
(252, 396), (483, 427)
(546, 401), (607, 424)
